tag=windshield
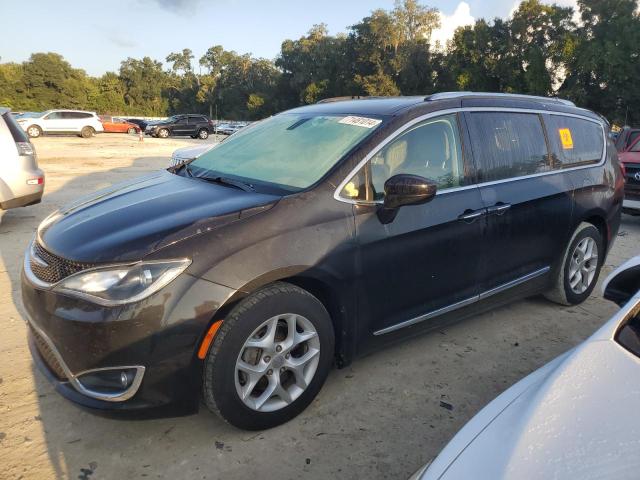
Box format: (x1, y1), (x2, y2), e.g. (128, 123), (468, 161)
(189, 113), (382, 191)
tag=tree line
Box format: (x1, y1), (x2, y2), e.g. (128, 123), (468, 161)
(0, 0), (638, 125)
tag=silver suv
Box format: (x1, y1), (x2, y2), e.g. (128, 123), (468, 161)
(0, 108), (44, 210)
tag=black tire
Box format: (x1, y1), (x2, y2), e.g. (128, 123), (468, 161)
(80, 126), (94, 138)
(544, 222), (604, 305)
(202, 282), (334, 430)
(157, 128), (169, 138)
(26, 125), (42, 138)
(198, 128), (209, 140)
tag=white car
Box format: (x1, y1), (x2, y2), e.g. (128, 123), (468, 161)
(16, 109), (104, 139)
(169, 142), (216, 168)
(413, 256), (640, 480)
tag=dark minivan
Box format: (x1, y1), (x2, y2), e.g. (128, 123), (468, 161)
(22, 93), (623, 430)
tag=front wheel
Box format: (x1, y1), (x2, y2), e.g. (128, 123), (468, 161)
(157, 128), (169, 138)
(545, 222), (603, 305)
(127, 127), (136, 134)
(202, 282), (334, 430)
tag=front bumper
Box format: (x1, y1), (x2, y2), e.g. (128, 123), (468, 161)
(21, 255), (236, 411)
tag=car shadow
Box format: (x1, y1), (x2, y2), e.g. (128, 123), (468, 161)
(0, 154), (629, 479)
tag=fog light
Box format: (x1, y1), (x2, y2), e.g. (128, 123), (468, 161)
(76, 367), (140, 395)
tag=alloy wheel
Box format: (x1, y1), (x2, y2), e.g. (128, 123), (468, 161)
(234, 313), (320, 412)
(568, 237), (598, 294)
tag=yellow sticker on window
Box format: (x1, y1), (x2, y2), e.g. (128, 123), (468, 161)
(559, 128), (574, 149)
(343, 181), (359, 198)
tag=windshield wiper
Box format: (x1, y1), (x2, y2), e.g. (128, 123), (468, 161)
(173, 161), (194, 177)
(197, 175), (255, 192)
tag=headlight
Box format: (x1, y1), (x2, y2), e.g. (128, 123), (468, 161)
(53, 259), (190, 306)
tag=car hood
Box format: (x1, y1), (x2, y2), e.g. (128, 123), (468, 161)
(38, 170), (279, 263)
(424, 305), (640, 479)
(172, 143), (216, 160)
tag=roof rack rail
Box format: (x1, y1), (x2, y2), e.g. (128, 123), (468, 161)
(425, 91), (575, 107)
(316, 96), (367, 104)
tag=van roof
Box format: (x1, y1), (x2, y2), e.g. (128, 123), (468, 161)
(288, 92), (588, 118)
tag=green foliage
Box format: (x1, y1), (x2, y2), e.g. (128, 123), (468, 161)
(1, 0), (639, 125)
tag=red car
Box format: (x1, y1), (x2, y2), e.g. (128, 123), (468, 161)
(99, 116), (140, 134)
(619, 136), (640, 214)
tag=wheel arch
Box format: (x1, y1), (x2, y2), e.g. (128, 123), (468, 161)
(209, 268), (355, 368)
(582, 212), (609, 254)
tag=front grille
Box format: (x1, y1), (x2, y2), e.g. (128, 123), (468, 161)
(30, 242), (93, 284)
(30, 326), (68, 380)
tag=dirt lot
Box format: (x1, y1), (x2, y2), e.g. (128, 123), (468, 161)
(0, 134), (638, 479)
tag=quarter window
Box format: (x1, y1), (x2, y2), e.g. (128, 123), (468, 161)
(467, 112), (550, 182)
(341, 114), (465, 202)
(545, 115), (604, 166)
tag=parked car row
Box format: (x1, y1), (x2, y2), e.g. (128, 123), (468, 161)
(21, 92), (623, 433)
(10, 109), (246, 140)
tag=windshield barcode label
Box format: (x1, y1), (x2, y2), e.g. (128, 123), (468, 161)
(339, 116), (381, 129)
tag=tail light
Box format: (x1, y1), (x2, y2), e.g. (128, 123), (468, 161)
(208, 120), (214, 127)
(16, 142), (34, 156)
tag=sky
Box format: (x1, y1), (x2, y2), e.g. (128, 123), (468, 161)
(0, 0), (578, 77)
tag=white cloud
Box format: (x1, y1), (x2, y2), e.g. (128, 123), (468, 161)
(432, 2), (475, 48)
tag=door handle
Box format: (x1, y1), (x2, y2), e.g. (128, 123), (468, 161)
(487, 203), (511, 215)
(458, 208), (486, 222)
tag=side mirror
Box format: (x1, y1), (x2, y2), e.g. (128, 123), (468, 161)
(378, 174), (437, 224)
(603, 256), (640, 306)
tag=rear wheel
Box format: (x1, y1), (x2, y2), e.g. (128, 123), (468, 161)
(157, 128), (169, 138)
(202, 282), (334, 430)
(27, 125), (42, 138)
(198, 128), (209, 140)
(80, 126), (95, 138)
(545, 222), (603, 305)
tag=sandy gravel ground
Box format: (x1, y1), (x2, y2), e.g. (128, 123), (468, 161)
(0, 134), (638, 480)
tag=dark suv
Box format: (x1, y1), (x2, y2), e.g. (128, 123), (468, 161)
(147, 114), (214, 139)
(22, 93), (623, 430)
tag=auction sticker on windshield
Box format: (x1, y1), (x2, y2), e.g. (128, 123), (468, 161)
(339, 116), (382, 129)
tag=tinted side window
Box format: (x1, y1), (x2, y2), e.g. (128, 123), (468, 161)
(45, 112), (62, 120)
(189, 116), (206, 124)
(545, 115), (603, 166)
(341, 114), (466, 202)
(175, 116), (188, 124)
(467, 112), (550, 182)
(628, 131), (640, 149)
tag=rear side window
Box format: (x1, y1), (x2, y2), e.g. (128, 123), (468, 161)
(467, 112), (550, 182)
(3, 112), (29, 143)
(545, 115), (604, 166)
(189, 116), (206, 124)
